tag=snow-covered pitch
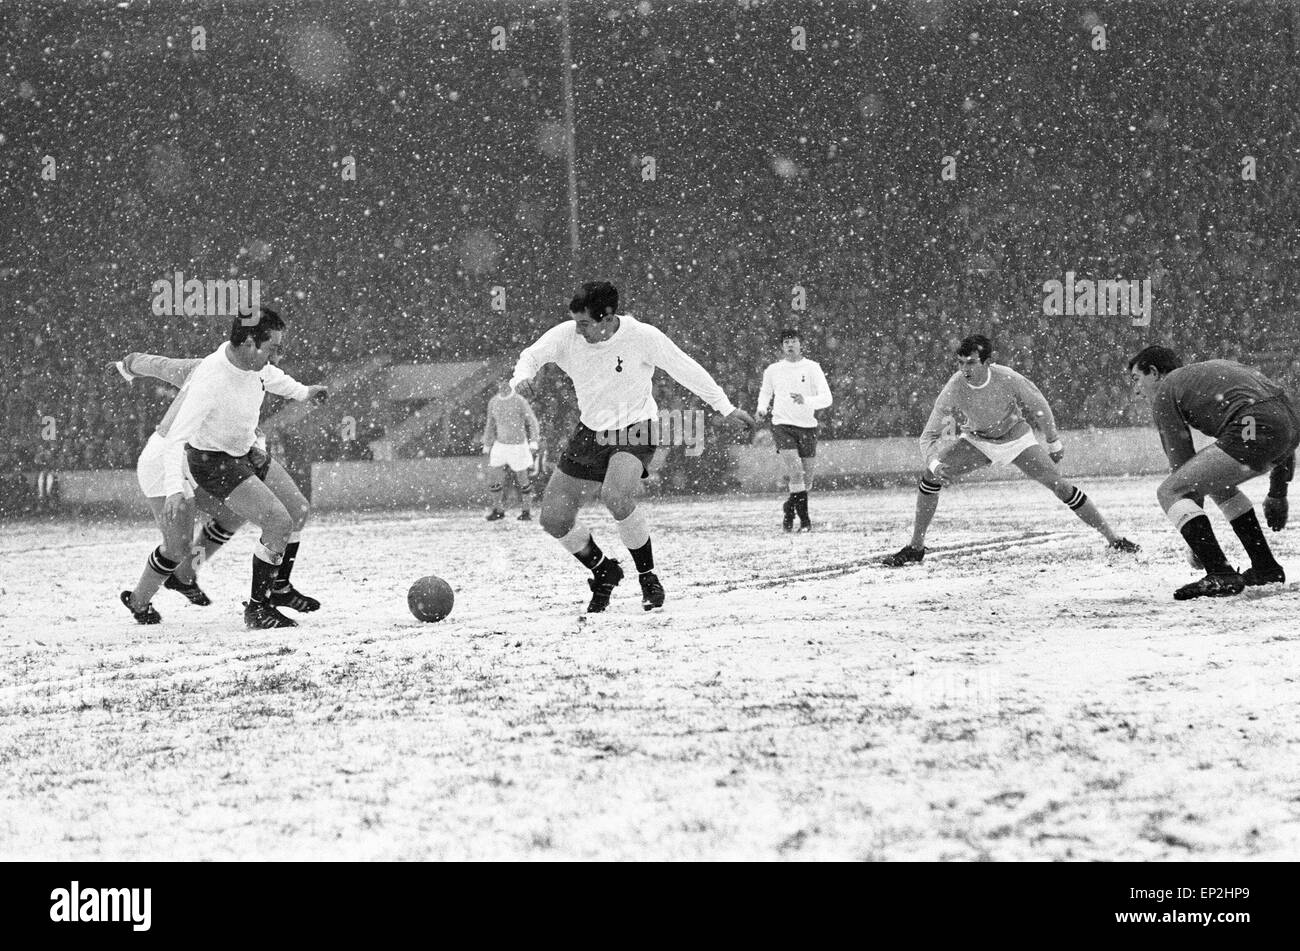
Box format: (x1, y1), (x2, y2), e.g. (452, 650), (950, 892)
(2, 475), (1296, 861)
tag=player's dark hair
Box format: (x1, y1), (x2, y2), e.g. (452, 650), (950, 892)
(780, 328), (801, 343)
(569, 281), (619, 321)
(1127, 345), (1183, 376)
(230, 306), (285, 346)
(956, 334), (993, 363)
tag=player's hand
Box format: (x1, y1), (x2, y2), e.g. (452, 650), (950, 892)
(482, 446), (490, 455)
(108, 359), (134, 382)
(790, 393), (805, 405)
(529, 441), (539, 452)
(306, 385), (329, 402)
(1264, 495), (1288, 531)
(722, 408), (756, 431)
(513, 381), (534, 399)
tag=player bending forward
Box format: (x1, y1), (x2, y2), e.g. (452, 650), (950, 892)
(511, 281), (754, 612)
(882, 334), (1138, 566)
(755, 329), (832, 532)
(116, 353), (247, 623)
(1129, 346), (1297, 600)
(482, 380), (541, 521)
(162, 309), (328, 628)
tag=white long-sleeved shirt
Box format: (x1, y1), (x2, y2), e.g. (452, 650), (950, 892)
(161, 345), (310, 495)
(510, 314), (736, 431)
(756, 358), (833, 428)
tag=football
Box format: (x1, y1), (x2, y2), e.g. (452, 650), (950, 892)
(408, 575), (454, 622)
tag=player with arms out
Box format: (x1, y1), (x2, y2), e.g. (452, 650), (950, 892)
(882, 334), (1138, 566)
(482, 379), (541, 521)
(115, 352), (246, 623)
(511, 281), (754, 612)
(161, 308), (328, 628)
(1128, 345), (1297, 600)
(755, 329), (833, 532)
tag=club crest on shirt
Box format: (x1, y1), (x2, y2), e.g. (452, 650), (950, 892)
(615, 357), (623, 373)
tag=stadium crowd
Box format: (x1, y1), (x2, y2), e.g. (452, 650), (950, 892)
(4, 0), (1299, 511)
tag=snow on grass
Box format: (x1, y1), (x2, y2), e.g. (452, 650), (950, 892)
(1, 475), (1297, 860)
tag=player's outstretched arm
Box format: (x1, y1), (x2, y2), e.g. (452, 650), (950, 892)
(509, 325), (563, 394)
(261, 363), (319, 402)
(113, 353), (203, 388)
(648, 326), (737, 418)
(755, 365), (774, 422)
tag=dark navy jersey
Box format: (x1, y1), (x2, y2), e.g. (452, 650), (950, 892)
(1151, 360), (1289, 466)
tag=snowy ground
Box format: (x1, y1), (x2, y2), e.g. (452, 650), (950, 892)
(2, 474), (1298, 861)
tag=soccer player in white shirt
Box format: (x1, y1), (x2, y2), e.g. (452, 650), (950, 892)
(511, 281), (755, 612)
(161, 309), (328, 628)
(881, 334), (1137, 566)
(755, 329), (833, 531)
(113, 352), (247, 623)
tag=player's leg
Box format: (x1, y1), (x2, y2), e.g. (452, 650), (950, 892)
(540, 465), (623, 612)
(122, 495), (192, 622)
(511, 462), (533, 519)
(1011, 444), (1135, 549)
(1206, 487), (1284, 584)
(1157, 445), (1259, 598)
(882, 439), (989, 565)
(777, 448), (803, 531)
(486, 459), (507, 520)
(222, 473), (298, 626)
(600, 451), (662, 610)
(165, 488), (243, 604)
(259, 459), (317, 612)
(794, 433), (817, 530)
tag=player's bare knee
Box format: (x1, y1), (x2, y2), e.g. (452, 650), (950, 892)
(601, 489), (636, 520)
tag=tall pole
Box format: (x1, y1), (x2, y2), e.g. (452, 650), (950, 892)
(561, 0), (580, 268)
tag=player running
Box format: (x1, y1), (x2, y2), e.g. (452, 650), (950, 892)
(115, 352), (246, 624)
(755, 329), (833, 532)
(510, 281), (754, 612)
(160, 308), (328, 628)
(1128, 346), (1297, 600)
(882, 334), (1138, 566)
(482, 380), (541, 521)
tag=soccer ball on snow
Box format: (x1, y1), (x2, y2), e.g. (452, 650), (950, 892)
(408, 575), (454, 622)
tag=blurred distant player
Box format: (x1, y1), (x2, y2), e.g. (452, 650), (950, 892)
(882, 334), (1138, 566)
(115, 353), (245, 624)
(162, 308), (328, 628)
(482, 379), (540, 521)
(1129, 346), (1297, 600)
(755, 329), (832, 531)
(511, 281), (754, 612)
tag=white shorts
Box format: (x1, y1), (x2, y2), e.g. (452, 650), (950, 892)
(489, 442), (534, 472)
(960, 430), (1039, 468)
(136, 432), (194, 499)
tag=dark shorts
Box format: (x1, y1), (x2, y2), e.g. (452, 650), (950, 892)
(1217, 398), (1300, 471)
(558, 422), (657, 483)
(773, 424), (818, 458)
(186, 445), (271, 500)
